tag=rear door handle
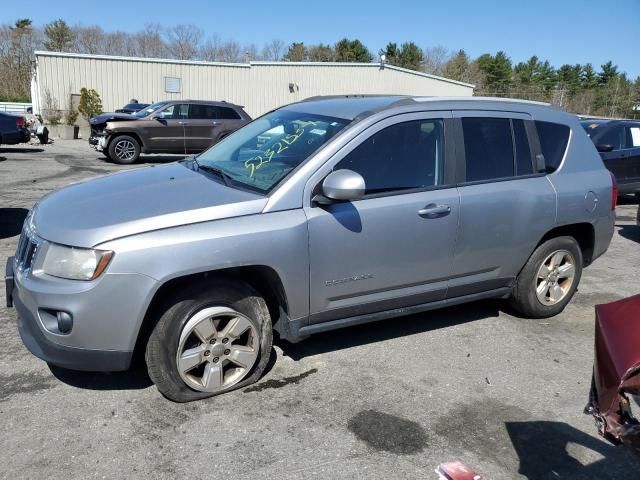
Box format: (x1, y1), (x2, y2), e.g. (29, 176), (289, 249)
(178, 121), (189, 126)
(418, 204), (451, 217)
(212, 121), (220, 126)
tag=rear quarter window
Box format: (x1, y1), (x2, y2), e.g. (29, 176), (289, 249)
(535, 121), (570, 173)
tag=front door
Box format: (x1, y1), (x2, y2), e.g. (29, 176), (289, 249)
(305, 113), (460, 324)
(143, 103), (189, 153)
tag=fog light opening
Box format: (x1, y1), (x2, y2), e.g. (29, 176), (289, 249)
(56, 311), (73, 334)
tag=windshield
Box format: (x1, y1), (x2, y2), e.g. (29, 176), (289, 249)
(134, 101), (168, 117)
(196, 110), (350, 193)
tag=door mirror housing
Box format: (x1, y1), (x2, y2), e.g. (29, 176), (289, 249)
(315, 169), (365, 204)
(596, 144), (614, 153)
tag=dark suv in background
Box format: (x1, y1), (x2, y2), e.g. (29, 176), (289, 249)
(582, 119), (640, 196)
(0, 112), (30, 146)
(89, 100), (251, 164)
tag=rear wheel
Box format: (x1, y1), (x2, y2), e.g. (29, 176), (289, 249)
(509, 236), (582, 318)
(145, 280), (272, 402)
(108, 135), (140, 164)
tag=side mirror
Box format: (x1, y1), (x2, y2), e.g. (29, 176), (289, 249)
(596, 144), (614, 153)
(314, 169), (365, 204)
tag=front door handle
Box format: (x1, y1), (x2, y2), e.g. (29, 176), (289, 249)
(418, 204), (451, 217)
(178, 121), (190, 126)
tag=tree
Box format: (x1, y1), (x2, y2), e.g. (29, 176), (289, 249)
(283, 42), (307, 61)
(598, 61), (618, 85)
(78, 87), (103, 120)
(334, 38), (372, 62)
(397, 42), (423, 71)
(477, 51), (512, 94)
(166, 24), (202, 60)
(44, 19), (75, 51)
(421, 45), (449, 75)
(262, 39), (285, 61)
(308, 43), (334, 62)
(384, 42), (399, 65)
(580, 63), (598, 89)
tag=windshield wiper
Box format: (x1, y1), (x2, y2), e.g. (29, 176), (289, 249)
(197, 163), (233, 187)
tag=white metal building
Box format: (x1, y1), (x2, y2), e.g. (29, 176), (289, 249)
(31, 51), (474, 118)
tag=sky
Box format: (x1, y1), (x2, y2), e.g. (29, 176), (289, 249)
(3, 0), (639, 78)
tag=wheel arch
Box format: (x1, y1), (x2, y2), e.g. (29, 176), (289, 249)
(108, 131), (144, 149)
(133, 265), (290, 361)
(535, 222), (595, 266)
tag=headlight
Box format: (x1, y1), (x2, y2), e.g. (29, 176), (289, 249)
(41, 243), (114, 281)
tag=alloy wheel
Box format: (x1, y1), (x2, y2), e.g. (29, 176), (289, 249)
(535, 249), (576, 306)
(114, 140), (136, 161)
(176, 306), (259, 392)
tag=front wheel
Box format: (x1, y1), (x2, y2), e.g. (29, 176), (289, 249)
(509, 236), (583, 318)
(108, 135), (140, 164)
(145, 280), (273, 402)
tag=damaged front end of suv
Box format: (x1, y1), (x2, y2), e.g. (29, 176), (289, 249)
(586, 294), (640, 452)
(88, 112), (137, 150)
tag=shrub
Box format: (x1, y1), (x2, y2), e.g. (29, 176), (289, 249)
(42, 89), (62, 125)
(78, 87), (103, 120)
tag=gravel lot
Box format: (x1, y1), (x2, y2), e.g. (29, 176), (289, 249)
(1, 140), (640, 479)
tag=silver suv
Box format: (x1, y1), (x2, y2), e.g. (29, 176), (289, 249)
(5, 96), (615, 402)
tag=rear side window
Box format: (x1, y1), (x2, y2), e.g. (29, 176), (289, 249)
(535, 121), (570, 173)
(462, 117), (514, 182)
(189, 104), (217, 119)
(216, 107), (241, 120)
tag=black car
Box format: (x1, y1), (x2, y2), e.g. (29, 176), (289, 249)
(582, 119), (640, 195)
(115, 103), (151, 114)
(0, 112), (31, 146)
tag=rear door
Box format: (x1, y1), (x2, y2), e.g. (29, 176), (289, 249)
(186, 105), (246, 152)
(186, 104), (219, 152)
(447, 111), (556, 298)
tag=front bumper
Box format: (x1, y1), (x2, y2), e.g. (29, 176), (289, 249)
(89, 133), (108, 151)
(5, 256), (158, 372)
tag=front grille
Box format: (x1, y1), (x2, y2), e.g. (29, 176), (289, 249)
(15, 224), (39, 271)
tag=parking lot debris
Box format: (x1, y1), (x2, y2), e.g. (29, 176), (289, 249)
(436, 461), (482, 480)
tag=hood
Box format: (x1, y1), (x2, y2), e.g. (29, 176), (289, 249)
(33, 162), (266, 247)
(90, 112), (138, 125)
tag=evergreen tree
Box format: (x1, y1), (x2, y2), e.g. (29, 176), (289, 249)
(44, 19), (76, 51)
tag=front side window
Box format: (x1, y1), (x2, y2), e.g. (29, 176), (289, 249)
(158, 104), (188, 120)
(462, 117), (514, 182)
(196, 110), (350, 193)
(135, 101), (168, 118)
(335, 119), (444, 195)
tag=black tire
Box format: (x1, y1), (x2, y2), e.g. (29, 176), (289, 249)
(145, 279), (273, 402)
(509, 236), (583, 318)
(107, 135), (140, 164)
(37, 128), (48, 144)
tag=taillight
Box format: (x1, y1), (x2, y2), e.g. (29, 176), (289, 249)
(15, 117), (25, 127)
(610, 171), (618, 210)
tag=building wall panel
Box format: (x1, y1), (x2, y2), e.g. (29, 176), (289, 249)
(34, 52), (473, 118)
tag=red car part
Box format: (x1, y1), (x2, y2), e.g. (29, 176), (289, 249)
(586, 294), (640, 450)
